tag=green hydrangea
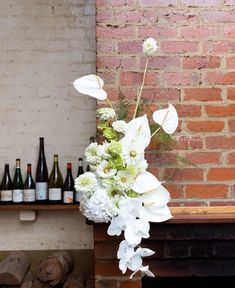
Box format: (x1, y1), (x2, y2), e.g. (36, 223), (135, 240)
(126, 190), (140, 198)
(103, 127), (119, 141)
(126, 164), (138, 177)
(107, 141), (122, 156)
(108, 155), (125, 170)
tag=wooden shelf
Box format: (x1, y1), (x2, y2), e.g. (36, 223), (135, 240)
(168, 206), (235, 224)
(0, 204), (79, 211)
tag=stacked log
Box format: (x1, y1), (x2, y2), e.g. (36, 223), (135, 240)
(0, 252), (31, 286)
(63, 273), (85, 288)
(36, 251), (73, 286)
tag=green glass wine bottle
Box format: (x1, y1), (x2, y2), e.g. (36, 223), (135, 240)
(48, 154), (63, 204)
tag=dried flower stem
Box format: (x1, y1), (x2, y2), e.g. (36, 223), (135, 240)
(133, 57), (149, 119)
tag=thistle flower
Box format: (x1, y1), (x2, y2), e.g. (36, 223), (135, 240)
(142, 37), (158, 56)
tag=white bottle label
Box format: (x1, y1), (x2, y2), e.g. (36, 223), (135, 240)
(13, 189), (23, 203)
(23, 189), (36, 202)
(1, 190), (12, 201)
(63, 191), (74, 204)
(36, 182), (48, 200)
(75, 190), (81, 202)
(49, 188), (61, 201)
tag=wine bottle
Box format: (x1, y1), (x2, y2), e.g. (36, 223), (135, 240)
(86, 136), (95, 172)
(23, 164), (36, 203)
(63, 163), (74, 204)
(0, 164), (13, 204)
(35, 137), (48, 203)
(77, 157), (84, 177)
(13, 159), (24, 203)
(75, 157), (84, 203)
(49, 154), (63, 203)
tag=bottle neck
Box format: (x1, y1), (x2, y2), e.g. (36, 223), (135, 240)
(53, 155), (59, 168)
(27, 164), (32, 175)
(39, 138), (45, 155)
(5, 164), (10, 175)
(16, 159), (21, 169)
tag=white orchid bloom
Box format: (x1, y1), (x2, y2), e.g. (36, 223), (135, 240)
(124, 218), (150, 246)
(153, 103), (178, 135)
(117, 240), (155, 276)
(132, 171), (161, 194)
(73, 74), (107, 100)
(120, 114), (151, 149)
(119, 197), (142, 218)
(130, 265), (155, 279)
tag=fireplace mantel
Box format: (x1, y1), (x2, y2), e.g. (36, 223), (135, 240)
(169, 206), (235, 224)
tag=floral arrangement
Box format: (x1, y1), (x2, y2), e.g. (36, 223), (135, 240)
(73, 38), (179, 278)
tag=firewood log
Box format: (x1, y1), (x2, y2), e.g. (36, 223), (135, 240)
(36, 251), (73, 286)
(21, 271), (34, 288)
(0, 251), (31, 285)
(63, 273), (85, 288)
(32, 278), (52, 288)
(85, 275), (94, 288)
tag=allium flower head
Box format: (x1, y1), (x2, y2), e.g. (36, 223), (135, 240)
(97, 107), (116, 120)
(142, 38), (158, 56)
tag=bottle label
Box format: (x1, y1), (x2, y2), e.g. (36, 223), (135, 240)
(63, 191), (74, 204)
(1, 190), (12, 201)
(13, 189), (23, 202)
(36, 182), (48, 200)
(49, 188), (62, 201)
(75, 190), (81, 202)
(24, 189), (36, 202)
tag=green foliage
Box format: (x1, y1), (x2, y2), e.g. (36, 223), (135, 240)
(115, 93), (130, 121)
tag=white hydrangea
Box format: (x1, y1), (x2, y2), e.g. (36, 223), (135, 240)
(142, 38), (158, 56)
(85, 142), (102, 165)
(97, 107), (116, 120)
(112, 120), (127, 134)
(79, 187), (118, 223)
(74, 172), (98, 198)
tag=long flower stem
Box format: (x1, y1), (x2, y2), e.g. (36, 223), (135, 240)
(133, 57), (149, 119)
(151, 109), (170, 138)
(106, 97), (117, 121)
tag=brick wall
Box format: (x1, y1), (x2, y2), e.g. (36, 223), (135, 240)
(96, 0), (235, 207)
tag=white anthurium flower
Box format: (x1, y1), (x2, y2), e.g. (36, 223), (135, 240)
(142, 38), (158, 57)
(73, 74), (107, 100)
(97, 160), (116, 178)
(121, 114), (151, 149)
(132, 171), (161, 194)
(124, 218), (150, 246)
(140, 185), (171, 207)
(140, 203), (172, 223)
(153, 103), (178, 135)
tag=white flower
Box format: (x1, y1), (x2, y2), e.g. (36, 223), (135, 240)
(85, 142), (102, 165)
(124, 218), (150, 246)
(142, 38), (158, 56)
(153, 103), (178, 135)
(73, 74), (107, 100)
(117, 240), (155, 276)
(122, 143), (145, 166)
(74, 172), (98, 197)
(112, 120), (127, 134)
(97, 107), (116, 120)
(80, 186), (118, 223)
(132, 171), (161, 194)
(97, 160), (117, 178)
(114, 170), (134, 192)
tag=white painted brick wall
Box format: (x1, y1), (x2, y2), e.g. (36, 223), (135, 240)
(0, 0), (95, 250)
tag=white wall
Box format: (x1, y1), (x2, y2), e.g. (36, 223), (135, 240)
(0, 0), (96, 250)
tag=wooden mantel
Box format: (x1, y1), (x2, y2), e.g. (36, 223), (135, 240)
(168, 206), (235, 224)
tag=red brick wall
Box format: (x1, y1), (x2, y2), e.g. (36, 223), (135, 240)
(96, 0), (235, 207)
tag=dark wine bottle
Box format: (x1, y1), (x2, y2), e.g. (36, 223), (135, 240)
(63, 163), (74, 204)
(23, 164), (36, 203)
(75, 157), (84, 203)
(13, 159), (24, 203)
(49, 154), (63, 203)
(35, 137), (48, 203)
(77, 157), (84, 177)
(0, 164), (13, 204)
(86, 136), (95, 172)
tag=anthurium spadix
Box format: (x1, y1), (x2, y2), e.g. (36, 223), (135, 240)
(73, 74), (107, 100)
(153, 103), (178, 134)
(132, 171), (161, 194)
(120, 114), (151, 149)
